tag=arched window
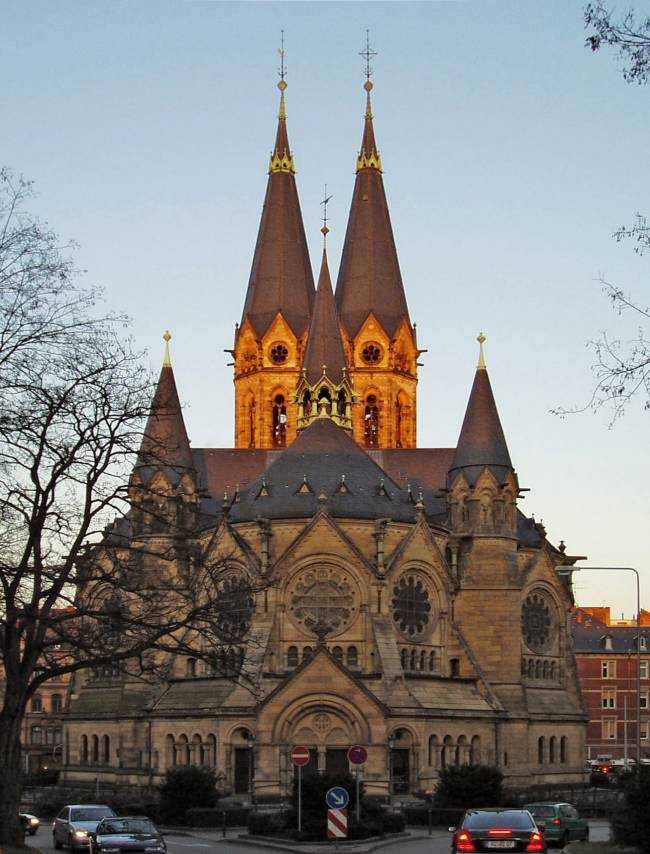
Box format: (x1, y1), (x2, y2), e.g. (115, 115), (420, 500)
(206, 734), (217, 768)
(560, 736), (568, 764)
(428, 651), (436, 672)
(364, 395), (379, 447)
(538, 736), (545, 765)
(347, 646), (358, 668)
(450, 658), (460, 678)
(177, 734), (190, 766)
(287, 646), (298, 668)
(302, 646), (313, 662)
(186, 658), (196, 677)
(332, 646), (343, 663)
(400, 648), (408, 670)
(470, 735), (481, 766)
(102, 734), (110, 764)
(535, 660), (541, 678)
(419, 650), (426, 670)
(337, 389), (347, 417)
(81, 735), (88, 763)
(31, 695), (42, 712)
(272, 394), (287, 447)
(192, 734), (202, 766)
(543, 661), (549, 679)
(303, 390), (312, 417)
(442, 735), (453, 769)
(549, 736), (556, 764)
(165, 734), (175, 768)
(317, 387), (332, 415)
(51, 693), (63, 713)
(550, 662), (557, 681)
(410, 649), (417, 671)
(527, 659), (535, 678)
(428, 735), (439, 767)
(247, 398), (256, 448)
(30, 726), (42, 745)
(91, 734), (99, 763)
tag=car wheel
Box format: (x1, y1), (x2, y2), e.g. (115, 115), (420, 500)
(54, 834), (63, 850)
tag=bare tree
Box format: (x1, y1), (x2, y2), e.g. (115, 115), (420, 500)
(585, 2), (650, 84)
(0, 171), (262, 845)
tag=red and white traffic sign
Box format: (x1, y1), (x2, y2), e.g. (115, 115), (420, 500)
(348, 745), (368, 765)
(291, 744), (311, 767)
(327, 808), (348, 839)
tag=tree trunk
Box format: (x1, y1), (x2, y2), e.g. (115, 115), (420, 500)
(0, 699), (25, 846)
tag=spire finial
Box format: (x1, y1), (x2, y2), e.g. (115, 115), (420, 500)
(163, 330), (172, 367)
(277, 30), (288, 119)
(321, 184), (332, 246)
(477, 332), (487, 369)
(360, 30), (377, 118)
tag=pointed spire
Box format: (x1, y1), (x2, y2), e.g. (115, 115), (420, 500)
(239, 42), (315, 339)
(134, 333), (194, 485)
(302, 248), (348, 385)
(449, 336), (513, 486)
(335, 39), (411, 340)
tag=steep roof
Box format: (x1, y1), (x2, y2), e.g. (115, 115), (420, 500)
(239, 85), (315, 339)
(302, 249), (348, 385)
(448, 350), (513, 486)
(133, 347), (194, 486)
(335, 86), (411, 339)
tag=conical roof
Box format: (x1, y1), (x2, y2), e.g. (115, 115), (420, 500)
(449, 347), (513, 486)
(239, 85), (315, 339)
(335, 86), (411, 339)
(134, 341), (194, 486)
(302, 249), (348, 385)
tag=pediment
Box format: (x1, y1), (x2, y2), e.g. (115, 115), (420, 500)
(202, 518), (261, 576)
(384, 517), (453, 593)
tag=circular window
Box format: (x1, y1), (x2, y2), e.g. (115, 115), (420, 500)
(522, 590), (556, 653)
(270, 343), (289, 364)
(287, 566), (358, 637)
(361, 342), (382, 364)
(392, 573), (434, 638)
(212, 574), (255, 642)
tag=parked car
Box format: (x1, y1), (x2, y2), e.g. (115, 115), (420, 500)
(20, 813), (40, 835)
(93, 816), (166, 854)
(523, 803), (589, 848)
(450, 808), (546, 853)
(53, 805), (116, 850)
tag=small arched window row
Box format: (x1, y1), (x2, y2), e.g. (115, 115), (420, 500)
(89, 664), (121, 680)
(165, 733), (218, 769)
(537, 734), (569, 765)
(400, 648), (438, 674)
(286, 645), (360, 670)
(522, 657), (562, 682)
(426, 734), (482, 768)
(78, 733), (112, 765)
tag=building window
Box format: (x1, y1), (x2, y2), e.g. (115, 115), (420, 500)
(537, 736), (545, 765)
(364, 395), (380, 447)
(640, 661), (649, 679)
(603, 718), (617, 740)
(361, 342), (382, 364)
(332, 646), (343, 663)
(549, 736), (556, 764)
(287, 646), (298, 668)
(102, 734), (110, 764)
(602, 689), (616, 709)
(346, 646), (358, 668)
(400, 648), (408, 670)
(31, 696), (42, 712)
(450, 658), (460, 678)
(640, 691), (649, 710)
(640, 636), (647, 651)
(560, 736), (568, 764)
(602, 660), (616, 679)
(30, 726), (42, 745)
(641, 724), (649, 741)
(81, 735), (88, 762)
(269, 342), (288, 364)
(186, 658), (196, 677)
(302, 646), (313, 662)
(428, 651), (436, 672)
(272, 394), (287, 447)
(51, 694), (63, 713)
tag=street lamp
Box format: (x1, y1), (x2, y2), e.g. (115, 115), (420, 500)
(558, 565), (642, 767)
(246, 732), (256, 805)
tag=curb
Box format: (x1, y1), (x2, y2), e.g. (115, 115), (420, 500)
(235, 831), (443, 853)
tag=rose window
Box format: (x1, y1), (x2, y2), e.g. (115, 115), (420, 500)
(522, 591), (555, 653)
(288, 567), (357, 637)
(270, 343), (289, 364)
(392, 574), (433, 638)
(361, 342), (382, 364)
(213, 575), (254, 642)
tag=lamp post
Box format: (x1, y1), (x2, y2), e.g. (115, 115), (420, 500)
(558, 565), (642, 767)
(387, 735), (395, 801)
(246, 732), (256, 805)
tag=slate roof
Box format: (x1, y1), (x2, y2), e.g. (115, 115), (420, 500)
(302, 249), (348, 385)
(239, 90), (314, 338)
(335, 89), (412, 339)
(152, 680), (237, 713)
(571, 616), (650, 653)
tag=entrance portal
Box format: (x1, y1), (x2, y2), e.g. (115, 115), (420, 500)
(234, 747), (253, 794)
(326, 748), (349, 777)
(391, 748), (410, 794)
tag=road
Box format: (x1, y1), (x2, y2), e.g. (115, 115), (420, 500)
(26, 819), (611, 854)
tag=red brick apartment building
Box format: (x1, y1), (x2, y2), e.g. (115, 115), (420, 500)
(572, 607), (650, 761)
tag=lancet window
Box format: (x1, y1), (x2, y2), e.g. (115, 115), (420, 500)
(272, 394), (287, 447)
(364, 395), (379, 447)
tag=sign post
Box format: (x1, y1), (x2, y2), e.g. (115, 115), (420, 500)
(347, 745), (368, 824)
(291, 745), (310, 833)
(326, 787), (350, 839)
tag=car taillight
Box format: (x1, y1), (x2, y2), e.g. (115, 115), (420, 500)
(489, 828), (513, 837)
(526, 831), (545, 852)
(552, 818), (561, 826)
(456, 831), (476, 853)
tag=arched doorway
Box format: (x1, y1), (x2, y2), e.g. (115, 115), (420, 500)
(230, 727), (255, 795)
(389, 728), (413, 794)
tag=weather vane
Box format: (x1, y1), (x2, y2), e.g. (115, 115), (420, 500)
(321, 184), (332, 243)
(359, 29), (377, 84)
(278, 29), (286, 85)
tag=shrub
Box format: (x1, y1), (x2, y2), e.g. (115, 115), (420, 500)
(611, 766), (650, 848)
(401, 805), (464, 827)
(434, 765), (503, 809)
(159, 766), (218, 825)
(247, 809), (294, 836)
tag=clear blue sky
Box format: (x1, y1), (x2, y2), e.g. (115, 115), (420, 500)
(3, 0), (648, 616)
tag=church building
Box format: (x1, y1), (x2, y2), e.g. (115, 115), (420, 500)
(62, 64), (587, 796)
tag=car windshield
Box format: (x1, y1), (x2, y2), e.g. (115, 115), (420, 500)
(464, 811), (535, 830)
(99, 820), (155, 835)
(71, 809), (115, 822)
(525, 806), (556, 818)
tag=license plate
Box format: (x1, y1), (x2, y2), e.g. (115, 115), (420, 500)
(485, 842), (516, 849)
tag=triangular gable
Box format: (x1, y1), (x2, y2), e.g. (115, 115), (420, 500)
(203, 517), (261, 576)
(384, 516), (454, 592)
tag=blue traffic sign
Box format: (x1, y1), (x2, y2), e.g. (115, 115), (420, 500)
(326, 786), (349, 809)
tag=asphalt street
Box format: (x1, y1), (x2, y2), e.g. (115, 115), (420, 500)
(26, 819), (611, 854)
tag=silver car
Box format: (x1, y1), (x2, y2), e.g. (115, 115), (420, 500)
(53, 805), (116, 850)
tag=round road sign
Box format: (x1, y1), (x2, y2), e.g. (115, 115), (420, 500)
(348, 745), (368, 765)
(326, 786), (350, 809)
(291, 745), (311, 767)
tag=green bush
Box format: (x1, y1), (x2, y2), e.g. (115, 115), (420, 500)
(611, 766), (650, 848)
(247, 809), (294, 836)
(434, 765), (503, 809)
(187, 806), (251, 827)
(159, 766), (218, 825)
(401, 805), (464, 827)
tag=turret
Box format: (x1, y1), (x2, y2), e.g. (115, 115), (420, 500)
(234, 54), (315, 450)
(129, 332), (198, 537)
(447, 335), (518, 537)
(335, 39), (418, 449)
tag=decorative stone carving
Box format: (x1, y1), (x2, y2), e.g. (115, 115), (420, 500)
(287, 567), (357, 636)
(392, 573), (434, 638)
(522, 590), (556, 653)
(213, 574), (254, 642)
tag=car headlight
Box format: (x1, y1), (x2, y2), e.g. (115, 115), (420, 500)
(100, 848), (120, 852)
(30, 818), (39, 826)
(74, 830), (89, 839)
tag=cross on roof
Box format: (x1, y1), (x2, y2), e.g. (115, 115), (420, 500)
(359, 29), (377, 82)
